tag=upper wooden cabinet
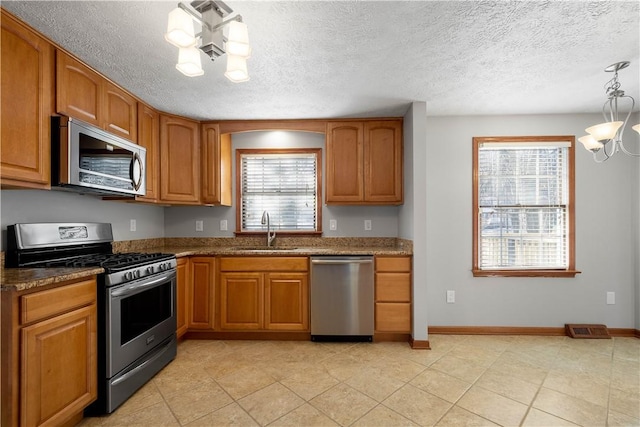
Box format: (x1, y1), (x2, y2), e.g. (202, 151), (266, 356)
(136, 103), (159, 202)
(1, 10), (54, 189)
(159, 114), (201, 204)
(56, 50), (137, 142)
(326, 120), (403, 205)
(201, 123), (232, 206)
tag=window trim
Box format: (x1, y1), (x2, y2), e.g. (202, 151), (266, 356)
(235, 148), (323, 236)
(472, 135), (580, 278)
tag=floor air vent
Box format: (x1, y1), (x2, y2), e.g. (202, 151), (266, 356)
(565, 324), (611, 339)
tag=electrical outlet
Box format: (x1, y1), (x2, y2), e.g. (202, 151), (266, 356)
(364, 219), (372, 231)
(129, 219), (136, 232)
(446, 290), (455, 303)
(220, 219), (228, 231)
(606, 291), (615, 305)
(329, 219), (337, 230)
(195, 220), (204, 232)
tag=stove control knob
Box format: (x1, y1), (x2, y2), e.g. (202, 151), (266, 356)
(147, 266), (155, 274)
(135, 270), (141, 279)
(124, 271), (132, 281)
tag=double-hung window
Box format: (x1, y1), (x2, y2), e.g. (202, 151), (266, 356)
(237, 149), (321, 233)
(472, 136), (578, 277)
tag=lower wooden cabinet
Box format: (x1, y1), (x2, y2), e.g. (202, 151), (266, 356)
(175, 257), (189, 338)
(219, 257), (309, 332)
(375, 256), (412, 333)
(189, 257), (216, 330)
(1, 277), (97, 427)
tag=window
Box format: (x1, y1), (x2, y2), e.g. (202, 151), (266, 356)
(236, 149), (321, 234)
(472, 136), (578, 277)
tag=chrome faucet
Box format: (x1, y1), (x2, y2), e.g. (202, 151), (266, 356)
(261, 210), (276, 247)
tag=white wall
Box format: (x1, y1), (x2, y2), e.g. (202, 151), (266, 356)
(164, 131), (400, 238)
(0, 189), (165, 248)
(400, 102), (428, 341)
(425, 113), (639, 329)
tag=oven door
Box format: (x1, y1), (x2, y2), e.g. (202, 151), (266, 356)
(106, 269), (176, 377)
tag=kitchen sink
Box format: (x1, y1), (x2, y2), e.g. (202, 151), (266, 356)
(231, 246), (299, 251)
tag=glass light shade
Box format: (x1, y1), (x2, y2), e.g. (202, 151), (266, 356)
(225, 54), (249, 82)
(585, 121), (624, 142)
(226, 20), (251, 58)
(578, 135), (603, 152)
(165, 7), (196, 48)
(633, 124), (640, 134)
(176, 47), (204, 77)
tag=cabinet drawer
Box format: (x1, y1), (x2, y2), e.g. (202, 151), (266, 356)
(375, 302), (411, 332)
(376, 273), (411, 302)
(21, 278), (96, 325)
(375, 256), (411, 272)
(219, 257), (308, 272)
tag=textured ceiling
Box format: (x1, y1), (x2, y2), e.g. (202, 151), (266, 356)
(3, 1), (639, 120)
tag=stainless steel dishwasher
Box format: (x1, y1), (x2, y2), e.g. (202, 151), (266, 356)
(310, 256), (374, 341)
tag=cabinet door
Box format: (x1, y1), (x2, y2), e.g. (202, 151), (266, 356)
(137, 103), (159, 202)
(189, 257), (215, 330)
(265, 273), (309, 331)
(21, 304), (97, 427)
(1, 11), (53, 188)
(176, 258), (189, 338)
(364, 121), (403, 203)
(56, 50), (102, 126)
(104, 82), (137, 142)
(219, 273), (263, 330)
(326, 122), (364, 203)
(201, 124), (232, 206)
(159, 115), (201, 204)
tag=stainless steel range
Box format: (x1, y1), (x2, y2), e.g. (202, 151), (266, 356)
(6, 223), (177, 414)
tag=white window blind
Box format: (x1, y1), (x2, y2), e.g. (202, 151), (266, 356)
(478, 142), (569, 270)
(241, 152), (318, 232)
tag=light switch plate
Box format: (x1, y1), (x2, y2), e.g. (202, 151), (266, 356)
(364, 219), (372, 231)
(220, 219), (228, 231)
(195, 220), (204, 232)
(130, 219), (136, 232)
(446, 290), (455, 303)
(329, 219), (337, 230)
(606, 291), (615, 305)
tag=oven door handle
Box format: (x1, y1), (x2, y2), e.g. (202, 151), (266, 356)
(110, 272), (175, 298)
(111, 338), (174, 386)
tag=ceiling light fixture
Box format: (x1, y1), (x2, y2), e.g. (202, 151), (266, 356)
(165, 0), (251, 82)
(578, 61), (640, 162)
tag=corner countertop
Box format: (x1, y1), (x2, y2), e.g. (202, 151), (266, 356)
(1, 267), (104, 292)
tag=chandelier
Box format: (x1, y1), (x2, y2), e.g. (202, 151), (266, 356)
(578, 61), (640, 162)
(164, 0), (251, 81)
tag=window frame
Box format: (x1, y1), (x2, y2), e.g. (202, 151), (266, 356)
(472, 135), (579, 278)
(235, 148), (323, 236)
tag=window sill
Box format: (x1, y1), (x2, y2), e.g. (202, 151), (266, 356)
(472, 269), (581, 278)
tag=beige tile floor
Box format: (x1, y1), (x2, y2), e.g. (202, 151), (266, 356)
(79, 335), (640, 427)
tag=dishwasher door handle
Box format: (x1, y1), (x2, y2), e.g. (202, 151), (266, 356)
(311, 259), (373, 265)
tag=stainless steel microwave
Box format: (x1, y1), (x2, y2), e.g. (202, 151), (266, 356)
(52, 116), (146, 197)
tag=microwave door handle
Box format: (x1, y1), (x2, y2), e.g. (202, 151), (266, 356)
(130, 153), (143, 191)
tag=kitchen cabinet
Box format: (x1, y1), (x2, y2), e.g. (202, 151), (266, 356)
(189, 257), (216, 330)
(176, 257), (189, 338)
(375, 256), (412, 333)
(219, 257), (309, 331)
(1, 10), (54, 189)
(136, 103), (159, 202)
(326, 120), (403, 205)
(1, 277), (97, 427)
(201, 123), (232, 206)
(56, 50), (138, 142)
(159, 114), (201, 204)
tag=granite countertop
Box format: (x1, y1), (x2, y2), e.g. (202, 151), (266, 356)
(139, 245), (412, 258)
(1, 267), (104, 292)
(1, 238), (412, 291)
